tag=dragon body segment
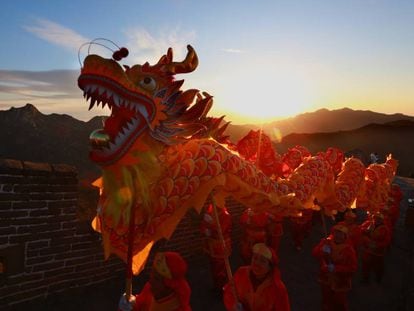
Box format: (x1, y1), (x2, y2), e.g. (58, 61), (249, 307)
(78, 44), (394, 274)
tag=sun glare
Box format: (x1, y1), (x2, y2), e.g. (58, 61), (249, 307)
(213, 64), (317, 124)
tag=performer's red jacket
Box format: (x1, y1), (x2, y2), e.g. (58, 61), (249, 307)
(312, 236), (357, 292)
(360, 220), (391, 256)
(223, 266), (290, 311)
(200, 204), (232, 258)
(336, 221), (362, 250)
(133, 282), (191, 311)
(239, 210), (270, 262)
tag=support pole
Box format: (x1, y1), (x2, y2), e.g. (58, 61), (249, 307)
(125, 202), (136, 300)
(320, 207), (328, 238)
(210, 193), (238, 303)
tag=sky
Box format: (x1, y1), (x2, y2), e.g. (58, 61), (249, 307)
(0, 0), (414, 124)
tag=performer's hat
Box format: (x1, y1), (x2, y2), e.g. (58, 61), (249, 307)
(252, 243), (278, 264)
(153, 252), (187, 280)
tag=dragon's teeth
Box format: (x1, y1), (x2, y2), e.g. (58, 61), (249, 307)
(137, 106), (149, 119)
(108, 142), (116, 150)
(123, 122), (131, 131)
(124, 122), (134, 134)
(113, 94), (120, 106)
(88, 101), (94, 111)
(114, 131), (128, 146)
(131, 118), (139, 126)
(114, 135), (122, 145)
(127, 120), (135, 129)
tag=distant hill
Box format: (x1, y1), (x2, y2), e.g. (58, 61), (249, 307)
(226, 107), (414, 142)
(1, 104), (413, 179)
(0, 103), (101, 180)
(276, 120), (414, 177)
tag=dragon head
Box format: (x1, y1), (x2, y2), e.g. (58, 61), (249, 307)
(78, 45), (220, 165)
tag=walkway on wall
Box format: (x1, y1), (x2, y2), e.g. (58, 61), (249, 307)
(13, 177), (414, 311)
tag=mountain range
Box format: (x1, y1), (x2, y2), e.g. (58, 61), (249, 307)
(227, 107), (414, 141)
(1, 104), (414, 179)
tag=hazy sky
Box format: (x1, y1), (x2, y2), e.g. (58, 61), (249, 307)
(1, 0), (413, 123)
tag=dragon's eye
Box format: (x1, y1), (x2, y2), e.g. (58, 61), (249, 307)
(139, 76), (157, 91)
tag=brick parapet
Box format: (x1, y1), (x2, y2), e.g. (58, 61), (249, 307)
(0, 158), (124, 309)
(0, 158), (246, 308)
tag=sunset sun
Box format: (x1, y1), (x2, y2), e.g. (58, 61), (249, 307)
(213, 65), (316, 124)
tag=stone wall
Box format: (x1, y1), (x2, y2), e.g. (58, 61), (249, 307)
(0, 159), (124, 309)
(0, 158), (245, 309)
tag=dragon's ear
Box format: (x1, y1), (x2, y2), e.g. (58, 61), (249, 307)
(142, 62), (150, 72)
(161, 45), (198, 75)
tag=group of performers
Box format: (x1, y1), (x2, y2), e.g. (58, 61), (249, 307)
(313, 183), (402, 311)
(118, 183), (403, 311)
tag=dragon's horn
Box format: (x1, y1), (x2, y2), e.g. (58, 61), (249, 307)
(161, 45), (198, 74)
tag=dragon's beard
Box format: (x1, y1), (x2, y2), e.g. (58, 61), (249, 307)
(100, 149), (163, 229)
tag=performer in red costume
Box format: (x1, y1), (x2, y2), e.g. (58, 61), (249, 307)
(360, 212), (391, 284)
(390, 183), (403, 203)
(223, 243), (290, 311)
(200, 204), (232, 290)
(289, 209), (313, 251)
(267, 214), (284, 255)
(118, 252), (191, 311)
(336, 210), (362, 252)
(312, 224), (357, 311)
(239, 208), (270, 264)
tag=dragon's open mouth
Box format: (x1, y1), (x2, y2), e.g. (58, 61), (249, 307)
(78, 75), (155, 164)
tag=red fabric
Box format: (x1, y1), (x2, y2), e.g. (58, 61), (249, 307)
(390, 184), (403, 202)
(208, 257), (228, 289)
(133, 282), (191, 311)
(336, 221), (362, 251)
(200, 205), (232, 288)
(239, 209), (270, 264)
(312, 236), (357, 292)
(360, 220), (391, 282)
(164, 252), (188, 279)
(200, 205), (232, 253)
(223, 266), (290, 311)
(320, 284), (349, 311)
(289, 210), (313, 249)
(267, 215), (283, 254)
(360, 221), (391, 256)
(162, 252), (191, 310)
(236, 130), (286, 177)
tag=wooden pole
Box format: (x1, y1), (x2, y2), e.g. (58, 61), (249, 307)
(320, 207), (328, 238)
(125, 202), (136, 300)
(210, 193), (238, 302)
